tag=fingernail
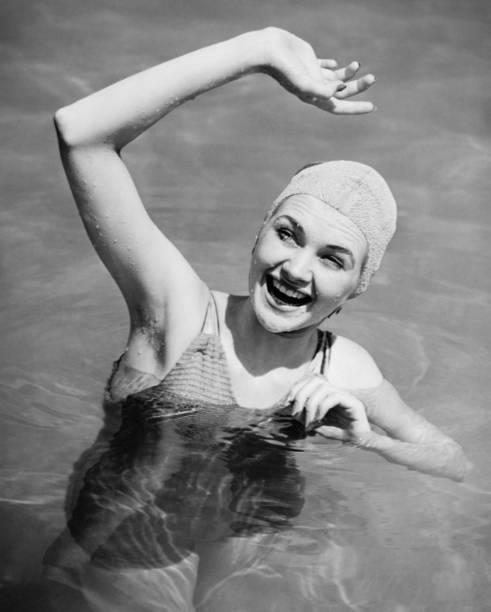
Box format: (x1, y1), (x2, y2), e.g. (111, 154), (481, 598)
(336, 83), (347, 92)
(353, 60), (360, 69)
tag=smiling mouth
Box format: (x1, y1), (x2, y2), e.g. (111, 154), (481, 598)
(265, 275), (313, 307)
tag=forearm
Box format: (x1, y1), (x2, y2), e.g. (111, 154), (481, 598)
(353, 430), (471, 482)
(54, 30), (268, 149)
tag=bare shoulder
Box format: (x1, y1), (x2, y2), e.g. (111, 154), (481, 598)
(328, 334), (383, 389)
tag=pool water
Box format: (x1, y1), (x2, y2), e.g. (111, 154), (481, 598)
(1, 0), (491, 610)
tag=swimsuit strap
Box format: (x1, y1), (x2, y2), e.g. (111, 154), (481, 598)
(200, 291), (221, 336)
(201, 292), (333, 377)
(320, 330), (333, 376)
(309, 330), (333, 377)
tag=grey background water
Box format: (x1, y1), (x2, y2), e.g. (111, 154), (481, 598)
(1, 0), (490, 610)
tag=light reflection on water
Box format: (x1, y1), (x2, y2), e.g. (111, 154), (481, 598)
(39, 391), (458, 612)
(2, 354), (490, 610)
(1, 0), (491, 610)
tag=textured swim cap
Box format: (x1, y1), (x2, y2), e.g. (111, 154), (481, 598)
(268, 160), (397, 295)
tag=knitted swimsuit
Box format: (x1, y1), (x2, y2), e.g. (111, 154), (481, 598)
(105, 291), (333, 412)
(44, 292), (401, 581)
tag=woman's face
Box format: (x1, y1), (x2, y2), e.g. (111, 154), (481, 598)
(249, 194), (368, 334)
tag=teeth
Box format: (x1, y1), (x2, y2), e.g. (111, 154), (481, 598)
(272, 278), (309, 300)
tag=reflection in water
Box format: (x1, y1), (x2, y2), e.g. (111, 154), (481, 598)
(44, 392), (355, 611)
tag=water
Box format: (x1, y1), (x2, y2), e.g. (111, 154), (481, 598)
(1, 0), (491, 610)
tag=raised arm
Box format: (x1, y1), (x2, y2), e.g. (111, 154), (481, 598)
(54, 28), (375, 373)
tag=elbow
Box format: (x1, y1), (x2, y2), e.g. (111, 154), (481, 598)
(448, 442), (473, 482)
(455, 456), (474, 482)
(53, 104), (100, 151)
(53, 105), (83, 149)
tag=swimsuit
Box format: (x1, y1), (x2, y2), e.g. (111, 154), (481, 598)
(43, 292), (407, 610)
(44, 293), (334, 575)
(106, 290), (333, 412)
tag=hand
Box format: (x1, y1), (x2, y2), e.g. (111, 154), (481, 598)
(285, 374), (372, 441)
(260, 27), (376, 115)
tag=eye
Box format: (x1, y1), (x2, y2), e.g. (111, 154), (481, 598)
(276, 227), (297, 244)
(320, 254), (345, 269)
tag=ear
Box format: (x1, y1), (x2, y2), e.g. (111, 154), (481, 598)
(348, 281), (367, 298)
(251, 233), (259, 254)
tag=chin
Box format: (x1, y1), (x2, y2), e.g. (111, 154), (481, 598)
(254, 311), (297, 334)
(251, 286), (316, 335)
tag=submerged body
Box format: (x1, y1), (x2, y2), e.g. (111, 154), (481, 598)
(43, 293), (391, 611)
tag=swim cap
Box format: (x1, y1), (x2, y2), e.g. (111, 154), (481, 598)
(268, 160), (397, 295)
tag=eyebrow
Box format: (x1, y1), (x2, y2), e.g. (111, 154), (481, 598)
(323, 245), (355, 266)
(276, 214), (355, 266)
(279, 215), (303, 233)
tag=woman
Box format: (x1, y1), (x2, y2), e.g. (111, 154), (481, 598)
(54, 27), (469, 482)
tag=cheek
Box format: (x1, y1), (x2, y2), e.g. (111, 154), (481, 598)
(248, 236), (285, 296)
(248, 247), (267, 292)
(251, 234), (282, 270)
(314, 269), (360, 303)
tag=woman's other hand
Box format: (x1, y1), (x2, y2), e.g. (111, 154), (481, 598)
(284, 371), (471, 480)
(259, 27), (376, 115)
(285, 374), (371, 441)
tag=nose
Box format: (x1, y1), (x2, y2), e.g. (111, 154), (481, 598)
(282, 250), (313, 286)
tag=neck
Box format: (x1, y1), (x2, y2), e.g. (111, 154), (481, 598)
(224, 295), (319, 375)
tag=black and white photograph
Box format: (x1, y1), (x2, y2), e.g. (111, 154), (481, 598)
(1, 1), (490, 610)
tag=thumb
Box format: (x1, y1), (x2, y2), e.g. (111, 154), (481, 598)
(315, 425), (348, 440)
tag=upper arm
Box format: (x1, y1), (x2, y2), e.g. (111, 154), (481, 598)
(56, 124), (208, 362)
(329, 336), (455, 445)
(328, 335), (383, 389)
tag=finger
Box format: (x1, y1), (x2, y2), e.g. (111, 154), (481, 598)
(306, 79), (346, 102)
(286, 373), (332, 404)
(321, 405), (355, 429)
(319, 392), (345, 414)
(318, 58), (338, 69)
(326, 99), (376, 115)
(315, 425), (349, 441)
(291, 378), (325, 416)
(331, 60), (361, 81)
(304, 385), (333, 425)
(305, 393), (345, 431)
(285, 376), (311, 406)
(334, 74), (375, 100)
(327, 394), (371, 434)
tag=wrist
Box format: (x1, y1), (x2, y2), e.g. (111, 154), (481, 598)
(350, 430), (394, 451)
(239, 27), (287, 74)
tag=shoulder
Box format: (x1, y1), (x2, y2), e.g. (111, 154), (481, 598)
(327, 334), (383, 390)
